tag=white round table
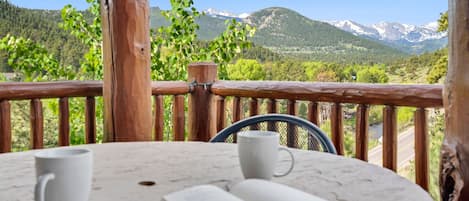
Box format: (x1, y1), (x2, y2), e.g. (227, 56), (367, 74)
(0, 142), (432, 201)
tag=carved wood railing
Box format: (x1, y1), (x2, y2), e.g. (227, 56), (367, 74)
(0, 81), (191, 152)
(210, 81), (443, 191)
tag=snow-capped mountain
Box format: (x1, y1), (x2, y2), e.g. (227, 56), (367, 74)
(204, 8), (250, 20)
(328, 20), (447, 54)
(328, 20), (379, 38)
(329, 20), (446, 43)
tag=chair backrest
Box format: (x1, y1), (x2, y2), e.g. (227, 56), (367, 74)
(210, 114), (337, 154)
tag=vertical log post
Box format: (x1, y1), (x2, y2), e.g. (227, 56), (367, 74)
(30, 99), (43, 149)
(215, 96), (226, 133)
(154, 95), (164, 141)
(85, 97), (96, 144)
(308, 102), (319, 125)
(172, 95), (185, 141)
(331, 103), (344, 155)
(287, 100), (298, 148)
(267, 99), (277, 132)
(440, 0), (469, 199)
(415, 108), (429, 191)
(0, 100), (11, 153)
(383, 105), (397, 171)
(308, 102), (320, 151)
(58, 98), (70, 146)
(101, 0), (152, 142)
(356, 104), (369, 161)
(232, 97), (241, 142)
(249, 98), (259, 130)
(188, 63), (217, 141)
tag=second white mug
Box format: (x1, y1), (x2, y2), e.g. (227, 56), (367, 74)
(35, 148), (93, 201)
(237, 130), (294, 180)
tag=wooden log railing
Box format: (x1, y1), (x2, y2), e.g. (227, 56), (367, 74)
(0, 78), (444, 192)
(0, 81), (191, 153)
(210, 80), (443, 191)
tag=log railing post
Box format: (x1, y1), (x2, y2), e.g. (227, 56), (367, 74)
(85, 97), (96, 144)
(356, 104), (369, 161)
(232, 97), (241, 142)
(0, 100), (11, 153)
(287, 100), (298, 148)
(249, 98), (259, 130)
(101, 0), (152, 142)
(441, 0), (469, 199)
(331, 103), (344, 155)
(188, 63), (217, 141)
(308, 102), (319, 125)
(58, 97), (70, 146)
(267, 99), (277, 132)
(215, 96), (226, 133)
(414, 108), (428, 191)
(383, 105), (397, 171)
(307, 101), (320, 150)
(173, 95), (185, 141)
(154, 95), (164, 141)
(30, 99), (43, 149)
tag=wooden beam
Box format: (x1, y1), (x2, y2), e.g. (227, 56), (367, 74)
(211, 81), (443, 108)
(101, 0), (152, 141)
(187, 63), (217, 141)
(441, 0), (469, 200)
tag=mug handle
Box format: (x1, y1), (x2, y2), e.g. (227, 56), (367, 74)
(273, 147), (295, 177)
(35, 173), (55, 201)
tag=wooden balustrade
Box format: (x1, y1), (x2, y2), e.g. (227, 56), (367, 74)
(0, 78), (443, 192)
(210, 81), (442, 107)
(0, 81), (191, 151)
(211, 80), (443, 190)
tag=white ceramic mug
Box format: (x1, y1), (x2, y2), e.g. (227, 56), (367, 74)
(237, 131), (294, 180)
(34, 148), (93, 201)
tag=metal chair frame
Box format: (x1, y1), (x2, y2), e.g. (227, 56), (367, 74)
(210, 114), (337, 154)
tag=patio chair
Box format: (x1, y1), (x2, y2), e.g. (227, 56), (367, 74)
(210, 114), (337, 154)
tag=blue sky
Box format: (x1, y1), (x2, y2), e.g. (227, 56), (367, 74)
(9, 0), (447, 25)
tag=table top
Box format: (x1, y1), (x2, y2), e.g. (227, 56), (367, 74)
(0, 142), (432, 201)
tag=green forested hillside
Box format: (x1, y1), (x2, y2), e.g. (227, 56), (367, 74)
(1, 2), (409, 72)
(151, 6), (408, 64)
(244, 7), (407, 63)
(0, 0), (87, 71)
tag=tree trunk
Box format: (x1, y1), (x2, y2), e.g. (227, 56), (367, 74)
(440, 0), (469, 200)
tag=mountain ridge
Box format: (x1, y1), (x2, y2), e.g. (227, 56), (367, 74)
(327, 20), (447, 54)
